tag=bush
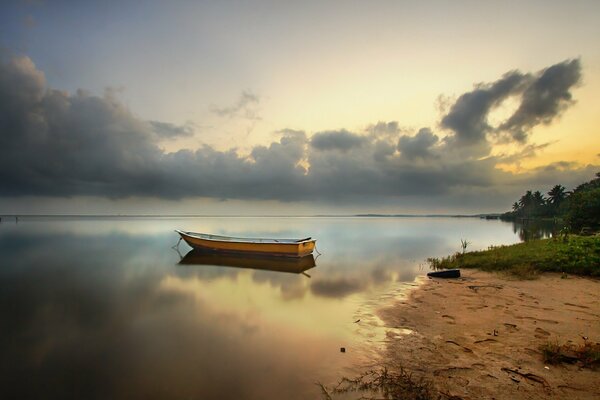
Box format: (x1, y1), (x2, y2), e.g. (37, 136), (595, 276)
(427, 236), (600, 277)
(565, 187), (600, 232)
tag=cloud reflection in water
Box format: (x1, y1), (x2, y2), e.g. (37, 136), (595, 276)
(0, 217), (522, 398)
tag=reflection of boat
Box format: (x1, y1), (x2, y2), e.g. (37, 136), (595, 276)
(179, 250), (316, 274)
(175, 230), (316, 257)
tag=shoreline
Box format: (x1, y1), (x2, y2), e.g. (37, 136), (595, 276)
(378, 270), (600, 399)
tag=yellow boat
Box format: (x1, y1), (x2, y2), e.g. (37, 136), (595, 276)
(175, 230), (316, 257)
(179, 250), (316, 274)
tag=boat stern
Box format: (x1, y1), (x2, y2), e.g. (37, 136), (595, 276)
(297, 239), (316, 256)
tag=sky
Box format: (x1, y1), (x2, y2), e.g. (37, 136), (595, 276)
(0, 0), (599, 214)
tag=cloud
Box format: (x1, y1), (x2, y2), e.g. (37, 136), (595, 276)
(498, 59), (582, 142)
(441, 70), (529, 157)
(310, 129), (368, 152)
(495, 141), (555, 166)
(0, 56), (163, 197)
(440, 59), (581, 155)
(507, 161), (598, 190)
(148, 121), (195, 139)
(397, 128), (439, 160)
(209, 90), (261, 120)
(366, 121), (401, 139)
(274, 128), (305, 137)
(0, 55), (45, 111)
(0, 54), (595, 209)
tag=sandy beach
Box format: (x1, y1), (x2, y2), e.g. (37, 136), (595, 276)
(379, 270), (600, 399)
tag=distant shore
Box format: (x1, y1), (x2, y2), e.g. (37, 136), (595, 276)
(0, 213), (496, 218)
(378, 270), (600, 399)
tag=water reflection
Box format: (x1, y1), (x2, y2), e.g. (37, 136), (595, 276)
(179, 250), (317, 275)
(0, 217), (526, 399)
(511, 219), (559, 241)
(0, 232), (347, 399)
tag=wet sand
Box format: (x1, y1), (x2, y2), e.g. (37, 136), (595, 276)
(379, 270), (600, 399)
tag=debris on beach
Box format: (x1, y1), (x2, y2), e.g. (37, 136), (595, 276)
(427, 269), (461, 278)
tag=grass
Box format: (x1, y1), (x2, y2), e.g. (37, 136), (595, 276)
(427, 235), (600, 277)
(503, 263), (540, 280)
(541, 341), (600, 368)
(318, 368), (434, 400)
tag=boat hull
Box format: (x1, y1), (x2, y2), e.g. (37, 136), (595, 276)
(176, 231), (316, 257)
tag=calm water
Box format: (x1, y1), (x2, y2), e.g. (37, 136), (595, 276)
(0, 216), (524, 399)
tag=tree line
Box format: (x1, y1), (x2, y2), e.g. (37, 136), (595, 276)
(501, 172), (600, 232)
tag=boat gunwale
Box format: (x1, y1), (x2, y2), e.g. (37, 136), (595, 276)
(175, 230), (316, 245)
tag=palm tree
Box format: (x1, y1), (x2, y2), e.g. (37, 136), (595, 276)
(547, 184), (567, 205)
(512, 202), (520, 212)
(517, 190), (534, 217)
(532, 191), (546, 206)
(531, 190), (546, 216)
(519, 191), (533, 209)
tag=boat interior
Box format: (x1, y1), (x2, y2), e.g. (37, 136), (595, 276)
(177, 230), (313, 244)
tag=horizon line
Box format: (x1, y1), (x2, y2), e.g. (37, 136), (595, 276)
(0, 213), (501, 218)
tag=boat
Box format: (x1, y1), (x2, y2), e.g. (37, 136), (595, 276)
(175, 230), (316, 257)
(427, 269), (461, 278)
(179, 250), (316, 274)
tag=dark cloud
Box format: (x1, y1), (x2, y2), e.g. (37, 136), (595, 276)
(372, 139), (396, 162)
(397, 128), (439, 160)
(310, 129), (368, 152)
(0, 54), (594, 207)
(499, 59), (581, 142)
(441, 70), (529, 156)
(440, 59), (581, 155)
(0, 56), (163, 197)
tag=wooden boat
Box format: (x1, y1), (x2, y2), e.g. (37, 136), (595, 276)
(427, 269), (461, 278)
(179, 250), (316, 274)
(175, 230), (316, 257)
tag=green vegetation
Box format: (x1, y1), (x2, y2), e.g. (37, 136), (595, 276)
(427, 235), (600, 277)
(541, 340), (600, 369)
(502, 172), (600, 233)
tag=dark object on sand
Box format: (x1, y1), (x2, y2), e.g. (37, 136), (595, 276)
(427, 269), (461, 278)
(340, 347), (346, 353)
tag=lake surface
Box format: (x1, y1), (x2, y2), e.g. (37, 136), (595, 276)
(0, 216), (525, 399)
